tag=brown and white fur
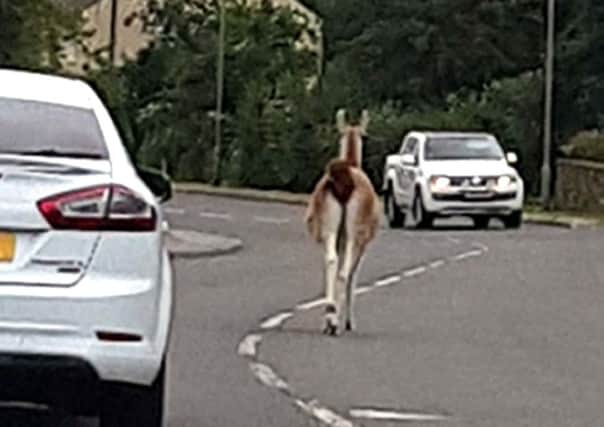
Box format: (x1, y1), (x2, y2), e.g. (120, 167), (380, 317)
(305, 109), (380, 336)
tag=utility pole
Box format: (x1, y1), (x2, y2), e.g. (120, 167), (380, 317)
(541, 0), (555, 208)
(109, 0), (118, 65)
(212, 0), (226, 185)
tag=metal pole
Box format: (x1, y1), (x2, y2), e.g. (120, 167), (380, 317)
(541, 0), (555, 208)
(109, 0), (118, 65)
(212, 0), (226, 185)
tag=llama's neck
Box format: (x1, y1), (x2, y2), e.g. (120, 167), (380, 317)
(340, 130), (362, 167)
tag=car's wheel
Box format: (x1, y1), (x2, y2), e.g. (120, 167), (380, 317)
(411, 190), (433, 229)
(472, 216), (490, 230)
(503, 210), (523, 229)
(100, 359), (166, 427)
(384, 185), (405, 228)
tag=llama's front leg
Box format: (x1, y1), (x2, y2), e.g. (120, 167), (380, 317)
(323, 233), (339, 335)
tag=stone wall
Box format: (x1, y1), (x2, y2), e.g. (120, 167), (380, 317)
(555, 158), (604, 212)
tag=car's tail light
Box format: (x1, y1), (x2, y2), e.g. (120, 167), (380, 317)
(38, 185), (157, 231)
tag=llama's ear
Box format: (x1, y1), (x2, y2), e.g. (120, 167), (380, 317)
(359, 109), (370, 135)
(336, 109), (347, 134)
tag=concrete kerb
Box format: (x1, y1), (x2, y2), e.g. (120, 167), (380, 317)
(175, 182), (599, 230)
(165, 228), (243, 259)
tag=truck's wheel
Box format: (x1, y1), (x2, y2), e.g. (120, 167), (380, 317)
(412, 191), (433, 229)
(384, 186), (405, 228)
(503, 210), (523, 229)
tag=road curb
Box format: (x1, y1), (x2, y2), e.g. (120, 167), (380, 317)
(175, 183), (599, 229)
(523, 214), (599, 229)
(166, 229), (243, 259)
(174, 182), (309, 206)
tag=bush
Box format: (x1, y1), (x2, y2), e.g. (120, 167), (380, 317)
(562, 131), (604, 163)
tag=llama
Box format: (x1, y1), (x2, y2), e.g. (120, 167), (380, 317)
(336, 108), (369, 167)
(305, 110), (380, 336)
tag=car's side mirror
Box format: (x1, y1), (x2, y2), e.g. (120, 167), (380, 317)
(137, 166), (173, 203)
(506, 152), (518, 164)
(401, 153), (417, 166)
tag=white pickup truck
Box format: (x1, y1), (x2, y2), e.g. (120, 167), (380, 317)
(382, 131), (524, 229)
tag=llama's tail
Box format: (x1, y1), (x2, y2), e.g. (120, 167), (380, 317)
(326, 159), (355, 205)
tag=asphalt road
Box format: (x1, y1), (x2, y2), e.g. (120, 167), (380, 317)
(4, 193), (604, 427)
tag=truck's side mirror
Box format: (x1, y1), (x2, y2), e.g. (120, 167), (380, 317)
(506, 152), (518, 164)
(401, 154), (417, 166)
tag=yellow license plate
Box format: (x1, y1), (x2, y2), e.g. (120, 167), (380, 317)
(0, 233), (16, 263)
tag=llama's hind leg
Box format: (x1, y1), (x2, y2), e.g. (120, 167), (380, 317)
(345, 252), (363, 331)
(322, 196), (342, 335)
(323, 233), (339, 335)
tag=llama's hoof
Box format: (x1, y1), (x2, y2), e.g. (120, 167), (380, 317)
(323, 322), (339, 336)
(323, 315), (339, 336)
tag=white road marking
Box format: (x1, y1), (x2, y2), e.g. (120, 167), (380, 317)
(429, 259), (446, 269)
(199, 211), (232, 220)
(296, 400), (355, 427)
(296, 298), (327, 311)
(249, 362), (290, 391)
(374, 275), (401, 288)
(260, 312), (293, 329)
(237, 334), (263, 358)
(446, 236), (462, 244)
(354, 286), (374, 295)
(472, 241), (490, 252)
(253, 216), (291, 225)
(349, 408), (448, 422)
(164, 207), (185, 215)
(404, 266), (427, 277)
(451, 250), (482, 261)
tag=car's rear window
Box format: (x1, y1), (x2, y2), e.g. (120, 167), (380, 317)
(424, 137), (504, 160)
(0, 97), (108, 159)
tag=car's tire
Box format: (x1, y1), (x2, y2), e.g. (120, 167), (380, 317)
(411, 190), (433, 229)
(472, 216), (490, 230)
(100, 359), (166, 427)
(384, 185), (405, 228)
(503, 210), (523, 229)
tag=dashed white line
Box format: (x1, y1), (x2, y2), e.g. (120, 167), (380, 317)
(296, 298), (327, 311)
(472, 241), (490, 252)
(249, 362), (290, 392)
(199, 211), (232, 220)
(354, 286), (374, 295)
(374, 275), (401, 288)
(349, 408), (448, 422)
(260, 311), (293, 329)
(237, 334), (263, 358)
(451, 250), (482, 261)
(164, 207), (185, 215)
(429, 259), (446, 269)
(296, 400), (355, 427)
(404, 266), (428, 278)
(253, 216), (291, 225)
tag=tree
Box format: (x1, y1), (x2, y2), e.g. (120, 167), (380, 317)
(0, 0), (83, 71)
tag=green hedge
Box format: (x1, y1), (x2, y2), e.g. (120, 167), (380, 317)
(561, 131), (604, 163)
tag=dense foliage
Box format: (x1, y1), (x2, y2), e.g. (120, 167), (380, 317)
(4, 0), (604, 195)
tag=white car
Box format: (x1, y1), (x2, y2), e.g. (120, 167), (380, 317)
(0, 69), (173, 426)
(382, 131), (524, 229)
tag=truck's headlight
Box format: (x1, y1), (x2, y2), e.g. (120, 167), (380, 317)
(496, 175), (516, 191)
(430, 176), (450, 192)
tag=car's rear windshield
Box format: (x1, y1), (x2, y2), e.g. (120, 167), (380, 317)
(0, 97), (108, 159)
(424, 137), (504, 160)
